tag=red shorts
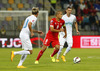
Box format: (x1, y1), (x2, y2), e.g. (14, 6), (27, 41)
(43, 35), (60, 47)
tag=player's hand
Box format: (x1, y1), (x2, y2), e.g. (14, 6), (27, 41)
(38, 31), (44, 36)
(63, 34), (67, 38)
(77, 31), (80, 35)
(31, 32), (34, 37)
(60, 28), (64, 32)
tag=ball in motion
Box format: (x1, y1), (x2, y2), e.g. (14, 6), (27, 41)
(73, 57), (81, 63)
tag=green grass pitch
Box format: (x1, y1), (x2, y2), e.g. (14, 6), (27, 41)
(0, 48), (100, 71)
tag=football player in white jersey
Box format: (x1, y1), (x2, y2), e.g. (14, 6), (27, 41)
(11, 7), (43, 68)
(56, 6), (80, 62)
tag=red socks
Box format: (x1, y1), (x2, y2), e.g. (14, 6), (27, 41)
(51, 49), (59, 57)
(36, 50), (44, 61)
(36, 49), (59, 61)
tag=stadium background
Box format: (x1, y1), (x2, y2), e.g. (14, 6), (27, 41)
(0, 0), (100, 71)
(0, 0), (100, 48)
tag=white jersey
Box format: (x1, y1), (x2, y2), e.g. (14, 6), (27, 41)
(19, 15), (37, 39)
(60, 14), (76, 36)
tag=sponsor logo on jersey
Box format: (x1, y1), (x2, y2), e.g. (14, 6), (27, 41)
(65, 22), (73, 25)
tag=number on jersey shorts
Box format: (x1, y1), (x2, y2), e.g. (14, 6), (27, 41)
(43, 35), (60, 47)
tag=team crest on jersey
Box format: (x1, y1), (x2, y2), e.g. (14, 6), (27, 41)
(32, 20), (34, 22)
(51, 20), (53, 23)
(60, 23), (62, 25)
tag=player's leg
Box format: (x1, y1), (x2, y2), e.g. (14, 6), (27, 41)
(56, 35), (65, 62)
(35, 45), (47, 61)
(61, 43), (72, 62)
(12, 50), (30, 55)
(50, 45), (60, 62)
(61, 36), (72, 62)
(11, 38), (33, 68)
(35, 36), (50, 64)
(17, 42), (33, 68)
(63, 43), (72, 55)
(50, 39), (60, 62)
(56, 46), (63, 62)
(35, 45), (47, 64)
(51, 45), (60, 57)
(63, 36), (73, 56)
(17, 54), (27, 68)
(11, 39), (32, 62)
(17, 50), (32, 68)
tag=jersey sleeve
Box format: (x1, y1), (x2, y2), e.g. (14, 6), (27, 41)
(73, 16), (77, 23)
(29, 18), (36, 24)
(30, 18), (37, 29)
(62, 20), (65, 27)
(50, 19), (55, 27)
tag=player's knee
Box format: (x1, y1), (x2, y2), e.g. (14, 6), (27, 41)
(55, 45), (60, 50)
(42, 45), (47, 51)
(30, 52), (33, 54)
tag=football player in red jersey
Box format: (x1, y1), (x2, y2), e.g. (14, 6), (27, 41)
(35, 11), (67, 64)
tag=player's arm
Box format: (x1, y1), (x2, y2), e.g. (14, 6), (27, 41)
(28, 22), (34, 37)
(50, 26), (64, 32)
(28, 22), (43, 36)
(74, 22), (80, 35)
(32, 29), (43, 35)
(63, 25), (67, 38)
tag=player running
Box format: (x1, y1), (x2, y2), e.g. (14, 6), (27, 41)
(34, 11), (67, 64)
(56, 7), (80, 62)
(11, 7), (43, 68)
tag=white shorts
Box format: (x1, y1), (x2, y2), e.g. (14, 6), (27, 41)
(20, 37), (33, 50)
(59, 34), (73, 46)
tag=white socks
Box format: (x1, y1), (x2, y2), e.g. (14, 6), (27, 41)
(18, 54), (27, 66)
(57, 46), (63, 59)
(14, 50), (30, 55)
(63, 47), (71, 56)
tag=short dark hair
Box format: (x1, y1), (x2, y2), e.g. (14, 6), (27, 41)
(32, 7), (39, 15)
(66, 6), (72, 10)
(55, 11), (62, 16)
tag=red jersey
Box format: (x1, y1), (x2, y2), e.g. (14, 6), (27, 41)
(46, 18), (65, 40)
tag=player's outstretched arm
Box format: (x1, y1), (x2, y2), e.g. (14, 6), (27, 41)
(32, 29), (44, 36)
(74, 22), (80, 35)
(28, 22), (43, 37)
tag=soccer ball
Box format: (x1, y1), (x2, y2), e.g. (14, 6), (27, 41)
(73, 57), (81, 64)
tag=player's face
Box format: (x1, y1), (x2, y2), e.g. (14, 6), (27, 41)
(66, 8), (72, 14)
(57, 12), (62, 19)
(36, 13), (39, 17)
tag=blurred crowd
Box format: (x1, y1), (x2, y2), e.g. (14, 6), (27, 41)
(0, 0), (100, 36)
(49, 0), (100, 32)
